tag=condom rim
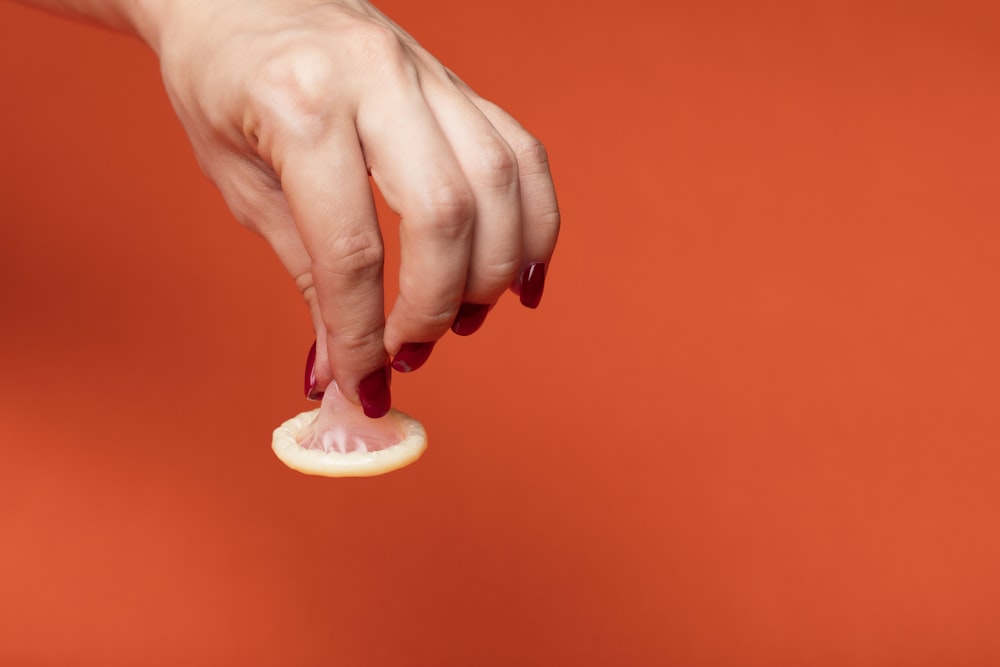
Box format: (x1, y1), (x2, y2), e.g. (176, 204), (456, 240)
(272, 407), (427, 477)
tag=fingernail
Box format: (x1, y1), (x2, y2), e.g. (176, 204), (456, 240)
(451, 303), (490, 336)
(358, 365), (392, 418)
(304, 340), (324, 401)
(392, 342), (435, 373)
(519, 262), (547, 309)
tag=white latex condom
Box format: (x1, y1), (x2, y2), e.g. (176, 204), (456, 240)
(272, 382), (427, 477)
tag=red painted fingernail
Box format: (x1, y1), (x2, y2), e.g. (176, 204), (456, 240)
(519, 262), (547, 309)
(451, 303), (490, 336)
(358, 365), (391, 418)
(304, 340), (324, 401)
(392, 342), (435, 373)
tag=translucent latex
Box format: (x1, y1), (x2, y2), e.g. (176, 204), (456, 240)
(271, 382), (426, 477)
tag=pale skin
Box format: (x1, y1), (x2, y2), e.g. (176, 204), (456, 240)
(13, 0), (560, 416)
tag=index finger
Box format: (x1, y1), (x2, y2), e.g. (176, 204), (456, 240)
(279, 128), (392, 418)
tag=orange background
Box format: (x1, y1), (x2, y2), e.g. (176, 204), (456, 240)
(2, 1), (999, 665)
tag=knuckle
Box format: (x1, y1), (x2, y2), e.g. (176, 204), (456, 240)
(534, 205), (561, 237)
(480, 256), (521, 286)
(250, 49), (335, 126)
(469, 139), (519, 191)
(296, 273), (318, 302)
(347, 22), (410, 73)
(396, 291), (460, 332)
(358, 23), (403, 54)
(510, 135), (551, 174)
(330, 323), (384, 356)
(412, 184), (475, 240)
(313, 228), (385, 279)
(463, 256), (520, 300)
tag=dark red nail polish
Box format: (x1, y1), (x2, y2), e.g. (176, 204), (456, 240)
(519, 262), (547, 309)
(451, 303), (490, 336)
(392, 342), (435, 373)
(304, 341), (324, 401)
(358, 365), (391, 418)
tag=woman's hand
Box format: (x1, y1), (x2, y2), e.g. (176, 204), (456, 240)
(146, 0), (560, 416)
(12, 0), (559, 416)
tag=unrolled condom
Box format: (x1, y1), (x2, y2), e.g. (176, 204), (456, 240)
(271, 382), (427, 477)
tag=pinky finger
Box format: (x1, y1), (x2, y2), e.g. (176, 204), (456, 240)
(464, 95), (560, 309)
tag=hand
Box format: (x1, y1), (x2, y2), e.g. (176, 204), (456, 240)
(148, 0), (560, 416)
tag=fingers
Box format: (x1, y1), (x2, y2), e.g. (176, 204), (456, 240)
(405, 79), (526, 340)
(457, 91), (561, 308)
(238, 50), (557, 399)
(366, 68), (558, 356)
(417, 80), (524, 306)
(355, 72), (478, 357)
(167, 4), (560, 412)
(278, 127), (390, 415)
(203, 155), (337, 393)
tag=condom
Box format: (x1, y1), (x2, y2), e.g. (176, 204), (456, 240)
(271, 382), (427, 477)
